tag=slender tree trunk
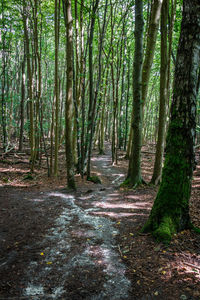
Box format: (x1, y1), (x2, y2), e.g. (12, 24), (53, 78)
(72, 0), (80, 167)
(80, 0), (87, 178)
(125, 0), (144, 187)
(22, 0), (35, 172)
(63, 0), (76, 189)
(151, 0), (168, 185)
(124, 49), (131, 151)
(19, 45), (26, 151)
(142, 0), (200, 242)
(1, 0), (7, 151)
(99, 68), (109, 154)
(86, 0), (99, 179)
(119, 48), (126, 150)
(142, 0), (163, 109)
(166, 0), (177, 116)
(50, 97), (55, 176)
(54, 0), (60, 176)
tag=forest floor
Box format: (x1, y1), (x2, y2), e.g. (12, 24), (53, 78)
(1, 143), (200, 300)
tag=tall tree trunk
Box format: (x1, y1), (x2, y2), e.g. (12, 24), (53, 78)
(54, 0), (60, 176)
(86, 0), (99, 179)
(125, 0), (144, 187)
(142, 0), (200, 242)
(80, 0), (87, 178)
(72, 0), (80, 167)
(19, 45), (26, 151)
(1, 0), (7, 151)
(124, 49), (131, 151)
(142, 0), (163, 109)
(99, 68), (109, 154)
(22, 0), (35, 172)
(151, 0), (168, 185)
(166, 0), (177, 115)
(63, 0), (76, 189)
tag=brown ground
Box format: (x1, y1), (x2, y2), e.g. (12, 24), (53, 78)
(0, 143), (200, 299)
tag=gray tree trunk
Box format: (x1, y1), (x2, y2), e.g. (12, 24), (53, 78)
(151, 0), (168, 185)
(126, 0), (144, 187)
(63, 0), (76, 190)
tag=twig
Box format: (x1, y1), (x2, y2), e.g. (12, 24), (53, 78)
(118, 245), (123, 257)
(184, 262), (200, 270)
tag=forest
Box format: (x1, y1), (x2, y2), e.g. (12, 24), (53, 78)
(1, 0), (200, 299)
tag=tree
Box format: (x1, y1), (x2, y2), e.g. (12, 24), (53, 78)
(151, 0), (168, 185)
(63, 0), (76, 190)
(54, 0), (60, 177)
(86, 0), (99, 179)
(124, 0), (144, 187)
(142, 0), (163, 110)
(142, 0), (200, 242)
(22, 0), (35, 172)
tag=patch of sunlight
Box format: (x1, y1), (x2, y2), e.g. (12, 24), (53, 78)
(71, 229), (95, 238)
(79, 194), (94, 201)
(92, 211), (137, 218)
(108, 193), (121, 197)
(91, 156), (110, 162)
(0, 167), (28, 173)
(48, 192), (74, 200)
(30, 198), (45, 202)
(192, 184), (200, 188)
(25, 285), (44, 296)
(92, 201), (150, 210)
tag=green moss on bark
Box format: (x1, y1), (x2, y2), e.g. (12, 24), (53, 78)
(142, 126), (192, 242)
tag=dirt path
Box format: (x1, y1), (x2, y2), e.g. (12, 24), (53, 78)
(0, 144), (132, 299)
(1, 144), (200, 299)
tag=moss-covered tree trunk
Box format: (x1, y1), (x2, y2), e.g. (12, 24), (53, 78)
(142, 0), (200, 242)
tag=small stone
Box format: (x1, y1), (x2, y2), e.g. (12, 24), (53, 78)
(180, 295), (187, 300)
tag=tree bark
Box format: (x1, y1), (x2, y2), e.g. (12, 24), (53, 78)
(142, 0), (200, 242)
(151, 0), (168, 185)
(125, 0), (144, 187)
(54, 0), (60, 176)
(86, 0), (99, 179)
(19, 45), (26, 151)
(1, 0), (7, 151)
(142, 0), (163, 110)
(22, 0), (35, 172)
(63, 0), (76, 189)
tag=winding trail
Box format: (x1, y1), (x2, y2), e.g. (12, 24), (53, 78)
(22, 145), (131, 299)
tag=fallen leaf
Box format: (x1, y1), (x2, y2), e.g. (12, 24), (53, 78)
(161, 271), (166, 275)
(40, 252), (44, 256)
(154, 291), (159, 296)
(46, 262), (52, 265)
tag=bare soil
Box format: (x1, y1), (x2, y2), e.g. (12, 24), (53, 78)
(0, 143), (200, 299)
